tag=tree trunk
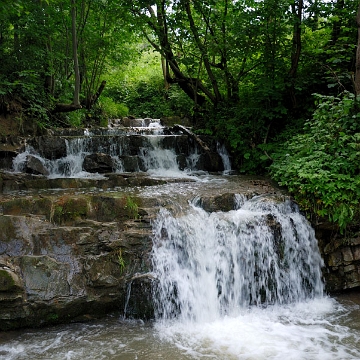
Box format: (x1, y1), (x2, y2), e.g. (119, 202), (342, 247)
(71, 0), (81, 107)
(288, 0), (303, 108)
(184, 0), (222, 105)
(355, 3), (360, 96)
(161, 56), (170, 91)
(143, 3), (207, 106)
(90, 80), (106, 107)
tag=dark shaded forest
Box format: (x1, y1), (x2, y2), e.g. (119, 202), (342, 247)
(1, 0), (360, 231)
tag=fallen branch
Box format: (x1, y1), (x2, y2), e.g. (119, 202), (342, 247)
(173, 124), (210, 152)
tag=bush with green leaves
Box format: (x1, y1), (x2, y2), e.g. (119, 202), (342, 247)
(270, 91), (360, 231)
(99, 96), (128, 119)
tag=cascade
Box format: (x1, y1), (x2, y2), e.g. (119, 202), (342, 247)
(11, 121), (230, 178)
(3, 121), (360, 359)
(217, 141), (232, 174)
(151, 195), (324, 323)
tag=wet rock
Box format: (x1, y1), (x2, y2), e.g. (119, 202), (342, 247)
(197, 193), (237, 212)
(317, 226), (360, 292)
(0, 150), (17, 170)
(0, 267), (22, 292)
(197, 152), (224, 172)
(120, 155), (140, 172)
(20, 255), (72, 301)
(30, 135), (67, 159)
(25, 155), (49, 176)
(123, 273), (155, 320)
(83, 153), (114, 173)
(160, 116), (191, 127)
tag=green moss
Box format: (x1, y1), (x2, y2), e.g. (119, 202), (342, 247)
(46, 313), (59, 323)
(124, 196), (140, 219)
(0, 269), (16, 291)
(2, 197), (52, 218)
(51, 196), (89, 225)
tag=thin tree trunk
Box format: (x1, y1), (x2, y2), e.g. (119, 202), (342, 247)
(71, 0), (81, 108)
(144, 3), (207, 105)
(91, 80), (106, 107)
(355, 3), (360, 96)
(184, 0), (222, 105)
(161, 56), (170, 90)
(288, 0), (303, 108)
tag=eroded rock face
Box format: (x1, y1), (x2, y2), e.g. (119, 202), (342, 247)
(1, 170), (359, 330)
(0, 190), (156, 330)
(30, 136), (67, 160)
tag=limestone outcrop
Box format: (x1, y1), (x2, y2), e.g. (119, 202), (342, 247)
(0, 179), (157, 330)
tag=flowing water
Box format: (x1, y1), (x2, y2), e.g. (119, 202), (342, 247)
(12, 122), (215, 179)
(1, 188), (360, 359)
(2, 125), (360, 359)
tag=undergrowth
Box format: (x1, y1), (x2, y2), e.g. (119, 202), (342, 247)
(270, 91), (360, 232)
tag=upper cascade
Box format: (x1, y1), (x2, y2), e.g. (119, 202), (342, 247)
(9, 120), (231, 179)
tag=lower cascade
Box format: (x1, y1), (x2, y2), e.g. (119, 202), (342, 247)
(151, 195), (324, 323)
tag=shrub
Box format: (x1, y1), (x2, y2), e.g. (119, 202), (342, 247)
(270, 91), (360, 231)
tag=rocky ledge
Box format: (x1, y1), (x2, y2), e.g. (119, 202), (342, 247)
(0, 172), (283, 330)
(0, 171), (359, 330)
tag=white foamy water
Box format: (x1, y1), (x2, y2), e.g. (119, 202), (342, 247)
(148, 195), (360, 359)
(217, 141), (232, 174)
(154, 297), (360, 360)
(12, 128), (228, 179)
(152, 196), (324, 321)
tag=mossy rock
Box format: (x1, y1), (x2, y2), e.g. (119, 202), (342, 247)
(2, 197), (52, 218)
(0, 269), (22, 292)
(52, 196), (90, 225)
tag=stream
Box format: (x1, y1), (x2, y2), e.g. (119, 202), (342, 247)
(1, 122), (360, 359)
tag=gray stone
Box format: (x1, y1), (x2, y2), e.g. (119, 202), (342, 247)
(83, 153), (114, 173)
(37, 136), (67, 159)
(342, 247), (354, 263)
(25, 155), (49, 176)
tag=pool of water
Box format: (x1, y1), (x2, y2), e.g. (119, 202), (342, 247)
(1, 294), (360, 360)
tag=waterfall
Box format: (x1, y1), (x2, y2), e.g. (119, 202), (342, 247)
(138, 135), (183, 177)
(151, 195), (324, 323)
(217, 141), (232, 174)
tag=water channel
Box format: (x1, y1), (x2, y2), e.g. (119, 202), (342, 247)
(1, 122), (360, 359)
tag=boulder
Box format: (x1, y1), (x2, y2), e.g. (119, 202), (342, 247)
(33, 136), (67, 159)
(83, 153), (114, 173)
(196, 152), (224, 172)
(120, 155), (140, 172)
(25, 155), (49, 176)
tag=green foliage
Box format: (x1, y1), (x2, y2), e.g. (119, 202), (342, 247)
(124, 196), (140, 219)
(116, 249), (126, 274)
(0, 71), (51, 130)
(105, 49), (193, 118)
(66, 110), (85, 128)
(99, 96), (128, 119)
(270, 92), (360, 231)
(206, 82), (289, 174)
